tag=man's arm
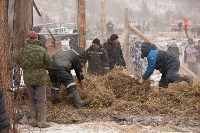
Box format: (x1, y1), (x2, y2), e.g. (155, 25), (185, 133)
(142, 50), (158, 80)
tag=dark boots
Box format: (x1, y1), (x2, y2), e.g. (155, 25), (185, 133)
(51, 88), (60, 104)
(177, 74), (193, 86)
(68, 87), (89, 108)
(38, 107), (50, 128)
(29, 107), (38, 127)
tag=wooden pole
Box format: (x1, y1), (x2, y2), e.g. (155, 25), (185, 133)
(100, 1), (106, 43)
(123, 8), (130, 73)
(129, 25), (200, 84)
(78, 0), (86, 49)
(78, 0), (86, 75)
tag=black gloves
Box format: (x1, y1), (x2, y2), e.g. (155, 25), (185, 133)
(77, 73), (84, 82)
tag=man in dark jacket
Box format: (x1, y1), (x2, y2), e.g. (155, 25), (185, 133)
(139, 42), (193, 88)
(86, 38), (109, 76)
(48, 47), (89, 108)
(69, 29), (79, 49)
(103, 34), (126, 70)
(0, 89), (11, 133)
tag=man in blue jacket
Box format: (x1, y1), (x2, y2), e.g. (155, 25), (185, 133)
(138, 42), (193, 88)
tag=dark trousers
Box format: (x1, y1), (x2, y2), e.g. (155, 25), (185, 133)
(26, 85), (47, 111)
(159, 62), (180, 88)
(48, 69), (76, 90)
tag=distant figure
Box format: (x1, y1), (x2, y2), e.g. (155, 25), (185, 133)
(184, 39), (198, 74)
(195, 40), (200, 77)
(103, 34), (126, 70)
(183, 16), (189, 38)
(106, 21), (114, 36)
(32, 26), (47, 50)
(130, 40), (143, 76)
(69, 29), (79, 49)
(167, 43), (180, 59)
(86, 38), (109, 76)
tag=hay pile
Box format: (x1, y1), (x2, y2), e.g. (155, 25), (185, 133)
(18, 68), (200, 124)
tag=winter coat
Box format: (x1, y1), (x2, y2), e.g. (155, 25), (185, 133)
(69, 35), (79, 49)
(167, 46), (180, 59)
(50, 49), (84, 81)
(141, 43), (179, 80)
(185, 45), (198, 63)
(0, 89), (10, 130)
(16, 39), (52, 85)
(86, 45), (109, 76)
(103, 39), (126, 70)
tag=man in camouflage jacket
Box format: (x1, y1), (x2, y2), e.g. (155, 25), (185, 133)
(15, 31), (52, 128)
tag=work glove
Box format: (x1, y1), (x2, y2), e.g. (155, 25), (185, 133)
(138, 78), (144, 84)
(78, 73), (84, 82)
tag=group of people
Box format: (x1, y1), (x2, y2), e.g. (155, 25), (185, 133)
(1, 25), (194, 130)
(12, 30), (126, 128)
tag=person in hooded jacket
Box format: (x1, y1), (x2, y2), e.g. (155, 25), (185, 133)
(103, 34), (126, 70)
(0, 89), (11, 133)
(138, 42), (193, 88)
(86, 38), (109, 76)
(48, 47), (89, 108)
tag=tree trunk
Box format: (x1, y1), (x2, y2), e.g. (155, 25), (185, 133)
(0, 0), (10, 89)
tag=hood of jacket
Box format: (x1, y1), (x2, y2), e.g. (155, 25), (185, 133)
(141, 42), (157, 58)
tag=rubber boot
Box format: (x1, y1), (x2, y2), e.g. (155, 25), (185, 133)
(38, 107), (50, 128)
(177, 74), (193, 86)
(29, 107), (38, 127)
(68, 87), (89, 108)
(51, 88), (60, 104)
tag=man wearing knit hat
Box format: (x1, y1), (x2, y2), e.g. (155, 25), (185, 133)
(103, 34), (126, 70)
(86, 38), (109, 76)
(15, 31), (52, 128)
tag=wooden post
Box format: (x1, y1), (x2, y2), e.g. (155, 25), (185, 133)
(78, 0), (86, 48)
(78, 0), (86, 75)
(13, 0), (34, 53)
(123, 8), (130, 74)
(0, 0), (10, 89)
(100, 1), (106, 43)
(129, 25), (200, 84)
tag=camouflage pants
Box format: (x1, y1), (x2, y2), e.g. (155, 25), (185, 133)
(26, 85), (47, 113)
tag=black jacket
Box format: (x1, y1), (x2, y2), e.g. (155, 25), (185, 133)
(86, 46), (109, 76)
(103, 39), (126, 70)
(141, 42), (180, 72)
(0, 89), (10, 130)
(69, 35), (79, 49)
(167, 46), (180, 59)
